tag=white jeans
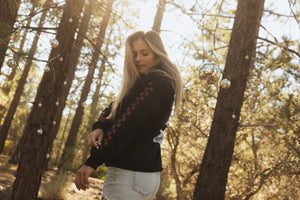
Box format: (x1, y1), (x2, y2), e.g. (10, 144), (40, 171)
(101, 167), (160, 200)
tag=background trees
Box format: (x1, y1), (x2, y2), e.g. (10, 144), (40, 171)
(0, 0), (299, 199)
(10, 0), (84, 199)
(193, 0), (265, 199)
(0, 0), (20, 72)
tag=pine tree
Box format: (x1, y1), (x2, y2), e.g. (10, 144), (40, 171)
(81, 28), (114, 163)
(4, 4), (35, 93)
(10, 0), (84, 199)
(45, 0), (94, 167)
(152, 0), (166, 32)
(0, 0), (20, 72)
(0, 0), (52, 154)
(193, 0), (265, 199)
(59, 0), (114, 170)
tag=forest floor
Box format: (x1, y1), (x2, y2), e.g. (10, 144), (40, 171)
(0, 155), (104, 200)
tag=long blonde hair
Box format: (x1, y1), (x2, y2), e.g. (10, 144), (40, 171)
(108, 30), (183, 120)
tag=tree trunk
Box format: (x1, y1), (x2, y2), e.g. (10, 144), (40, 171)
(0, 0), (51, 154)
(81, 55), (106, 163)
(10, 0), (84, 199)
(81, 27), (113, 163)
(59, 0), (114, 170)
(54, 111), (72, 165)
(8, 126), (24, 164)
(167, 127), (183, 200)
(0, 0), (20, 73)
(6, 4), (34, 85)
(90, 56), (107, 130)
(152, 0), (166, 32)
(193, 0), (265, 199)
(45, 0), (93, 168)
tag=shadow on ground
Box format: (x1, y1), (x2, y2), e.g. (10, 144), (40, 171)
(0, 155), (104, 200)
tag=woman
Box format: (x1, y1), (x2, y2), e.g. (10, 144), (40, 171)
(75, 30), (183, 200)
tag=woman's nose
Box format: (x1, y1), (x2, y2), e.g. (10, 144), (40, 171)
(135, 53), (141, 62)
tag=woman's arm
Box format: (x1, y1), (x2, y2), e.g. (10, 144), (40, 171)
(85, 77), (174, 169)
(91, 102), (113, 132)
(87, 128), (104, 149)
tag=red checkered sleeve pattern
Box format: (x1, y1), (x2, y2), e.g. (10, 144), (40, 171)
(102, 82), (154, 146)
(85, 79), (173, 170)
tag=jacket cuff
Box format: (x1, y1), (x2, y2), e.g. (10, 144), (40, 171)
(92, 121), (109, 132)
(85, 149), (105, 170)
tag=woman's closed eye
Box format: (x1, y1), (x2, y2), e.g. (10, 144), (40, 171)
(133, 52), (149, 58)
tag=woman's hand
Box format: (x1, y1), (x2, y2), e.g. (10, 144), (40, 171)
(75, 165), (94, 190)
(88, 128), (104, 149)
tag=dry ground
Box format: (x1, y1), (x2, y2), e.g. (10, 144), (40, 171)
(0, 155), (104, 200)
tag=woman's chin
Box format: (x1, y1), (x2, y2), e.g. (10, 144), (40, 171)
(138, 69), (145, 74)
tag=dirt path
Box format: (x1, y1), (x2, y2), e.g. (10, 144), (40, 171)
(0, 155), (104, 200)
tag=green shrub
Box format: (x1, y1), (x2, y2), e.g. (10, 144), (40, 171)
(91, 165), (106, 180)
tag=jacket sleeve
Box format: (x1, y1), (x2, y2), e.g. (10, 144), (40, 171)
(85, 78), (174, 169)
(92, 102), (113, 132)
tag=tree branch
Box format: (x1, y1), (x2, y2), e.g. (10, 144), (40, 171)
(239, 122), (282, 127)
(258, 37), (300, 58)
(19, 26), (58, 31)
(288, 0), (300, 28)
(199, 89), (217, 99)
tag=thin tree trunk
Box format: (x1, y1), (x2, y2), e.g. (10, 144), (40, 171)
(6, 5), (34, 85)
(193, 0), (265, 199)
(0, 0), (20, 73)
(59, 0), (114, 170)
(45, 0), (93, 167)
(90, 52), (108, 131)
(81, 57), (106, 163)
(8, 126), (24, 164)
(10, 0), (84, 199)
(0, 0), (51, 154)
(152, 0), (166, 32)
(81, 28), (113, 163)
(167, 127), (182, 200)
(54, 111), (72, 165)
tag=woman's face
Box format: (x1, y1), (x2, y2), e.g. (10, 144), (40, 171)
(132, 39), (156, 74)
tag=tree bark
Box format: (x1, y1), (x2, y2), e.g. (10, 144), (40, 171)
(6, 4), (34, 85)
(0, 0), (20, 73)
(0, 0), (51, 154)
(81, 27), (113, 163)
(81, 52), (106, 163)
(54, 111), (72, 165)
(152, 0), (166, 32)
(167, 127), (182, 200)
(59, 0), (114, 170)
(193, 0), (265, 199)
(10, 0), (84, 199)
(45, 0), (93, 167)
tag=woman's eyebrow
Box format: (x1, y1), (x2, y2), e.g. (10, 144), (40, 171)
(133, 49), (149, 53)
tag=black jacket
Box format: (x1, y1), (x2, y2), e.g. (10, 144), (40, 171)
(85, 67), (175, 172)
